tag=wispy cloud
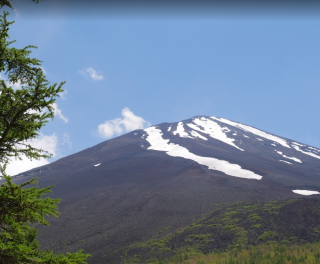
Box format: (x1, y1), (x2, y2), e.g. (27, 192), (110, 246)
(87, 68), (104, 80)
(52, 102), (68, 123)
(79, 67), (104, 81)
(97, 107), (150, 139)
(39, 66), (47, 75)
(5, 134), (58, 176)
(62, 132), (72, 148)
(59, 90), (67, 100)
(13, 9), (19, 17)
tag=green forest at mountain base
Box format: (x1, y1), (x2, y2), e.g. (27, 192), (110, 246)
(162, 242), (320, 264)
(119, 198), (320, 264)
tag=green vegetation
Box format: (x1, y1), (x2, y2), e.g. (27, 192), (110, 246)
(234, 229), (248, 244)
(0, 0), (90, 262)
(206, 224), (222, 228)
(225, 211), (237, 216)
(165, 242), (320, 264)
(120, 198), (320, 263)
(248, 213), (262, 222)
(251, 224), (262, 229)
(188, 234), (212, 241)
(189, 224), (204, 229)
(223, 224), (236, 230)
(258, 231), (276, 241)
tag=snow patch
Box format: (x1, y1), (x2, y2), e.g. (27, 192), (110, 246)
(190, 130), (208, 140)
(94, 163), (101, 167)
(275, 150), (302, 163)
(187, 118), (244, 151)
(280, 160), (292, 165)
(167, 126), (171, 132)
(211, 117), (291, 148)
(257, 138), (263, 141)
(271, 144), (276, 146)
(292, 190), (320, 196)
(308, 146), (320, 151)
(293, 142), (304, 147)
(134, 133), (138, 135)
(243, 135), (249, 138)
(291, 144), (320, 160)
(144, 126), (262, 180)
(173, 122), (193, 138)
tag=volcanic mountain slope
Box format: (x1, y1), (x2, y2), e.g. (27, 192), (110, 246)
(9, 116), (320, 263)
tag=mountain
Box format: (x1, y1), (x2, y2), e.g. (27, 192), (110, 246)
(9, 116), (320, 263)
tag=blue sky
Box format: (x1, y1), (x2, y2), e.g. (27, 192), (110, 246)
(3, 1), (320, 175)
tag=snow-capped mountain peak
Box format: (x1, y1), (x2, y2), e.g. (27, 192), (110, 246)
(143, 116), (320, 186)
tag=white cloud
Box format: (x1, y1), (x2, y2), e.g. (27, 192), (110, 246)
(97, 107), (149, 139)
(39, 66), (47, 75)
(79, 67), (104, 81)
(10, 80), (22, 90)
(28, 134), (58, 157)
(86, 68), (104, 80)
(13, 9), (19, 17)
(5, 134), (58, 176)
(6, 158), (50, 177)
(52, 102), (68, 123)
(0, 73), (23, 90)
(59, 90), (67, 100)
(62, 132), (72, 148)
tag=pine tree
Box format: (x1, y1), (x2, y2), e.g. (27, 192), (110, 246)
(0, 0), (90, 263)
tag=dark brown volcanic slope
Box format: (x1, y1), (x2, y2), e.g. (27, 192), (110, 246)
(8, 116), (320, 263)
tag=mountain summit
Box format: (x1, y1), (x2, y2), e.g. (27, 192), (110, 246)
(10, 116), (320, 263)
(143, 116), (320, 185)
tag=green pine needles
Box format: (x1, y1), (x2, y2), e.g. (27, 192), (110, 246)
(0, 176), (90, 263)
(0, 0), (90, 263)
